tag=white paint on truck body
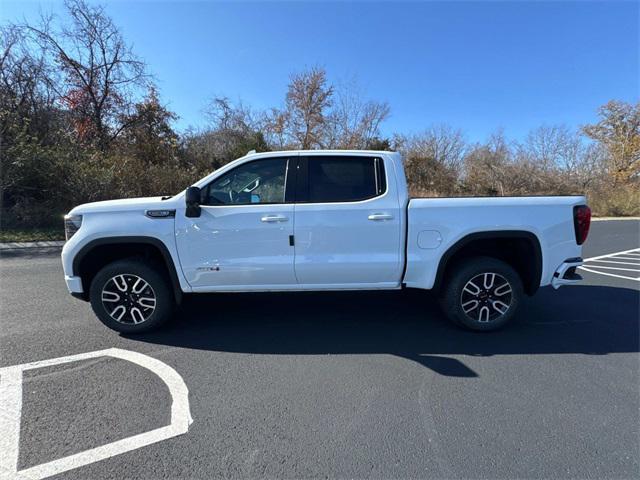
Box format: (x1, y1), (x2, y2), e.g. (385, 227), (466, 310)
(60, 150), (586, 295)
(405, 195), (584, 289)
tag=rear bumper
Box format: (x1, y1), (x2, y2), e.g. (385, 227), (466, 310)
(551, 257), (583, 289)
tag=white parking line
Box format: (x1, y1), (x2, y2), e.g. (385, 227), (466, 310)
(0, 348), (193, 480)
(588, 260), (640, 266)
(579, 248), (640, 282)
(582, 265), (640, 272)
(0, 369), (22, 480)
(582, 248), (640, 262)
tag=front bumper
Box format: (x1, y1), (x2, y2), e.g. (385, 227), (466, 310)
(65, 275), (84, 294)
(551, 257), (583, 289)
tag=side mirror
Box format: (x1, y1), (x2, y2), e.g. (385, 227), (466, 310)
(185, 186), (201, 218)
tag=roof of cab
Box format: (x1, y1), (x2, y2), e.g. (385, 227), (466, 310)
(242, 149), (400, 160)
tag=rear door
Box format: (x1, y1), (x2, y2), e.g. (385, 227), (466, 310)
(293, 155), (402, 288)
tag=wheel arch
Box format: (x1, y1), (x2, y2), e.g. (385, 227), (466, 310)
(72, 236), (183, 303)
(433, 230), (543, 296)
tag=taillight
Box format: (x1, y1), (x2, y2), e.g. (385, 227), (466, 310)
(573, 205), (591, 245)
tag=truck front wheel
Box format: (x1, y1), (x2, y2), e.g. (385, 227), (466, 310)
(89, 258), (175, 333)
(440, 256), (523, 331)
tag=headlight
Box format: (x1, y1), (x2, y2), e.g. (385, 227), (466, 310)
(64, 214), (83, 241)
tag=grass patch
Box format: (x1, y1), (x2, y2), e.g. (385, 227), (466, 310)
(0, 228), (65, 243)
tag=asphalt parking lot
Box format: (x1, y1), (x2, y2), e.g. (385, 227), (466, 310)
(1, 220), (639, 480)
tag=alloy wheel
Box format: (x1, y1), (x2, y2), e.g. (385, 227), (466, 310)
(101, 274), (157, 324)
(460, 272), (513, 323)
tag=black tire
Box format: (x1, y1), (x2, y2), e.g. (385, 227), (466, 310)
(440, 256), (523, 331)
(89, 258), (175, 333)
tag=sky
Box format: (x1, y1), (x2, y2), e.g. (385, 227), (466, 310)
(2, 0), (638, 142)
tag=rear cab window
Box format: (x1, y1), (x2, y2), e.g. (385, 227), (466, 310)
(297, 156), (386, 203)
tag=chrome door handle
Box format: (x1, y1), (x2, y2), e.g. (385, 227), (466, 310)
(261, 215), (289, 223)
(368, 213), (394, 221)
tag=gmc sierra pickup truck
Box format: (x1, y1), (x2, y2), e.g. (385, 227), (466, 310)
(61, 150), (591, 333)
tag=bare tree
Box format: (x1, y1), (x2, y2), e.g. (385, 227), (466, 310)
(564, 142), (607, 191)
(398, 125), (466, 195)
(517, 125), (574, 171)
(204, 96), (256, 133)
(182, 97), (268, 170)
(327, 80), (390, 149)
(582, 100), (640, 184)
(262, 69), (391, 151)
(0, 25), (59, 140)
(20, 0), (147, 149)
(261, 107), (289, 149)
(0, 25), (64, 215)
(463, 131), (511, 196)
(284, 67), (333, 149)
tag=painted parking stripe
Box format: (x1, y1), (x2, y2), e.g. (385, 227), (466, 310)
(588, 260), (640, 266)
(0, 369), (22, 480)
(579, 248), (640, 282)
(0, 348), (193, 480)
(582, 248), (640, 262)
(581, 265), (639, 272)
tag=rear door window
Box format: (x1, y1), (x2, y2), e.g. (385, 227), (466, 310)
(298, 156), (385, 203)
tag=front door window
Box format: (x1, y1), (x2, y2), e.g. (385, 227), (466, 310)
(202, 158), (288, 205)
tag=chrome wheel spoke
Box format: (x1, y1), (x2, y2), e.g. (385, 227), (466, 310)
(114, 275), (128, 292)
(102, 291), (120, 302)
(462, 299), (479, 313)
(138, 296), (156, 309)
(130, 307), (145, 324)
(483, 273), (495, 289)
(132, 278), (148, 294)
(463, 281), (481, 296)
(494, 283), (512, 296)
(491, 300), (510, 315)
(478, 306), (490, 322)
(111, 305), (126, 321)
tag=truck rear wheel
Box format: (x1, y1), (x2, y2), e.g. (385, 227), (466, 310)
(89, 258), (174, 333)
(440, 256), (523, 331)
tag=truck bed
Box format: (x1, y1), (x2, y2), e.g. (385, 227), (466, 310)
(402, 195), (586, 290)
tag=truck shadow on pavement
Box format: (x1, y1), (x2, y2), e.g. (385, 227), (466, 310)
(128, 285), (640, 378)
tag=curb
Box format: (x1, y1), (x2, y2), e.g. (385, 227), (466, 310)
(591, 217), (640, 221)
(0, 240), (65, 252)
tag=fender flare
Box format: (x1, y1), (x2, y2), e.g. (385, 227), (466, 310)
(431, 230), (543, 295)
(72, 236), (184, 303)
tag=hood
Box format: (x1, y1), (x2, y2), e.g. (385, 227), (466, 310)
(68, 196), (178, 215)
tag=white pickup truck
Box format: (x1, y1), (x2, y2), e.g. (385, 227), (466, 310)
(61, 150), (591, 333)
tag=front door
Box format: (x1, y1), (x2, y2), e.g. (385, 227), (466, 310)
(175, 156), (297, 290)
(293, 155), (403, 288)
